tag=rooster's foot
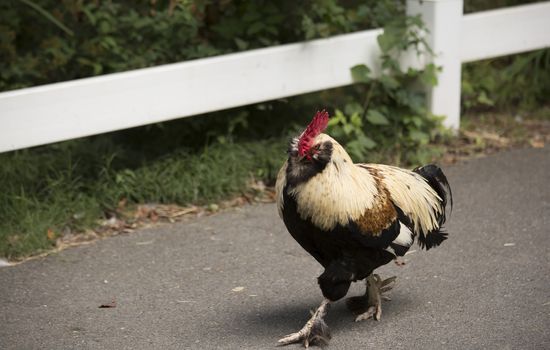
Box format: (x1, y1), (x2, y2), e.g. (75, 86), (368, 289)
(346, 274), (395, 322)
(278, 299), (331, 348)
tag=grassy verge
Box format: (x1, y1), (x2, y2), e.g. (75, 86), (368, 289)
(0, 135), (286, 260)
(1, 107), (548, 261)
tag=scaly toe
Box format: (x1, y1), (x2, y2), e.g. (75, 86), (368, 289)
(380, 276), (397, 290)
(278, 318), (331, 347)
(278, 332), (306, 346)
(354, 304), (383, 322)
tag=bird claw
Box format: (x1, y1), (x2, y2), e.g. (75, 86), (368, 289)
(348, 274), (396, 322)
(355, 305), (381, 322)
(277, 317), (330, 348)
(278, 300), (331, 348)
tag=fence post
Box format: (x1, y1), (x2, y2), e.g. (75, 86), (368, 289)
(406, 0), (463, 130)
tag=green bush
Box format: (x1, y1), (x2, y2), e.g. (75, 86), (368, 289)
(462, 0), (550, 113)
(464, 0), (542, 13)
(0, 0), (402, 91)
(462, 49), (550, 112)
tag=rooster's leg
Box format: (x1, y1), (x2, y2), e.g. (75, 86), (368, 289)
(347, 274), (395, 322)
(277, 298), (331, 348)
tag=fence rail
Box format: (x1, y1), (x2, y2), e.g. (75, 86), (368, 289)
(1, 1), (549, 154)
(460, 1), (550, 62)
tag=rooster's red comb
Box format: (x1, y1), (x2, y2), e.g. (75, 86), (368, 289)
(298, 110), (330, 157)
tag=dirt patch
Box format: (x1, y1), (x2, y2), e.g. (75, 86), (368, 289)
(441, 112), (549, 164)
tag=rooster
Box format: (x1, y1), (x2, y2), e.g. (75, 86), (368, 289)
(275, 110), (452, 347)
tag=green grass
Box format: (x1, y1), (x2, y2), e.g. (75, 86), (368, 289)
(0, 134), (287, 260)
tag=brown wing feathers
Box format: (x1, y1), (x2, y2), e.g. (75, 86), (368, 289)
(346, 166), (407, 253)
(353, 172), (397, 236)
(364, 163), (451, 250)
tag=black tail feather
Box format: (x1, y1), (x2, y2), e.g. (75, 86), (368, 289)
(420, 230), (448, 250)
(413, 164), (453, 250)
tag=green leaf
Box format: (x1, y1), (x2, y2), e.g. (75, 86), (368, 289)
(327, 117), (341, 128)
(358, 135), (377, 149)
(344, 102), (364, 116)
(343, 123), (354, 136)
(349, 113), (363, 128)
(378, 74), (399, 90)
(98, 20), (111, 34)
(408, 15), (424, 29)
(234, 37), (248, 50)
(411, 116), (424, 128)
(366, 110), (389, 125)
(377, 21), (405, 53)
(331, 109), (346, 124)
(420, 63), (439, 87)
(247, 22), (265, 36)
(351, 64), (371, 84)
(82, 7), (96, 25)
(476, 91), (494, 106)
(377, 31), (394, 53)
(409, 130), (430, 144)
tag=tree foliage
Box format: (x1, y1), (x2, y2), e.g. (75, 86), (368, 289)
(0, 0), (402, 91)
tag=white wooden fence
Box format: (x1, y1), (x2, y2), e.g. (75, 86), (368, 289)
(1, 0), (549, 153)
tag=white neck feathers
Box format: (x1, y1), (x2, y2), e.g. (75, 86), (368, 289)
(289, 141), (378, 231)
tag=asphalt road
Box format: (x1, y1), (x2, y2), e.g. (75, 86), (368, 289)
(1, 147), (549, 350)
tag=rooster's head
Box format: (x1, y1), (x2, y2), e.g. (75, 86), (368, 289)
(288, 110), (333, 160)
(287, 110), (353, 182)
(286, 110), (353, 185)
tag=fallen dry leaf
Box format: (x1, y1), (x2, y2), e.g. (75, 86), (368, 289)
(99, 299), (117, 308)
(117, 198), (127, 210)
(530, 139), (545, 148)
(167, 207), (199, 218)
(46, 229), (56, 241)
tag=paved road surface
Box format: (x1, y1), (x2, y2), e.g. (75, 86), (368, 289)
(1, 147), (549, 349)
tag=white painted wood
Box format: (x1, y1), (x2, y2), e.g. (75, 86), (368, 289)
(461, 2), (550, 63)
(407, 0), (464, 131)
(0, 30), (382, 153)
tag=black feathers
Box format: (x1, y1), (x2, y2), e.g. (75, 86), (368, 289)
(281, 188), (395, 301)
(318, 261), (353, 301)
(389, 243), (410, 256)
(413, 164), (453, 221)
(420, 230), (449, 250)
(285, 141), (333, 187)
(413, 164), (453, 250)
